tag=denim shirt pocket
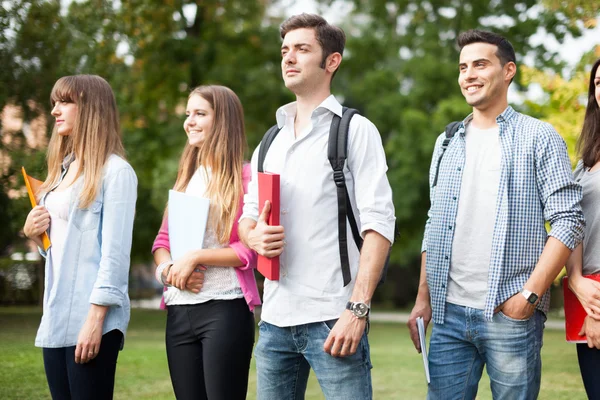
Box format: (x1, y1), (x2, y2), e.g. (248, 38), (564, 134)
(72, 199), (103, 232)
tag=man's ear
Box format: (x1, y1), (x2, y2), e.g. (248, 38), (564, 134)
(326, 52), (342, 74)
(505, 61), (517, 83)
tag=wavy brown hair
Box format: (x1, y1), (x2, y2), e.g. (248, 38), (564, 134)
(172, 85), (246, 244)
(40, 75), (125, 208)
(578, 58), (600, 168)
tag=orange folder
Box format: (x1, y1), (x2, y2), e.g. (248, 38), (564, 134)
(257, 172), (280, 281)
(22, 167), (51, 251)
(563, 275), (600, 342)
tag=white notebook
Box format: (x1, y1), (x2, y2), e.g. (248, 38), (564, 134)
(168, 190), (210, 260)
(417, 317), (430, 384)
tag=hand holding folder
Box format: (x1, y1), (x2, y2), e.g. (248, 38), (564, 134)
(563, 275), (600, 343)
(22, 167), (51, 251)
(257, 172), (280, 281)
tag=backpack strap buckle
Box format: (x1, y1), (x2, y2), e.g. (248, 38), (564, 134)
(333, 170), (345, 188)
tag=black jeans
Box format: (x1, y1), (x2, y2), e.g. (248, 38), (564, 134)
(166, 298), (255, 400)
(577, 343), (600, 399)
(42, 329), (123, 400)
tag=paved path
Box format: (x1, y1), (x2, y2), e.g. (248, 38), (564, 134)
(131, 297), (565, 330)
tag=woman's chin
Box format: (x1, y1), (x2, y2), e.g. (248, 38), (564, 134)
(188, 137), (205, 147)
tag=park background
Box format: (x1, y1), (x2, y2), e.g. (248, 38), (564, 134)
(1, 0), (600, 398)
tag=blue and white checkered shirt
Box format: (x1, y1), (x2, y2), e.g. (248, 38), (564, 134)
(422, 106), (584, 323)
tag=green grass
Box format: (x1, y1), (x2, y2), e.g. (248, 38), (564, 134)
(0, 307), (587, 399)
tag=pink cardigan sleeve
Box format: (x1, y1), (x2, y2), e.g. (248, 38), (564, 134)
(152, 214), (170, 254)
(230, 163), (257, 271)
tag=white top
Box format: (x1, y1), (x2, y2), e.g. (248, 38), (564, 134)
(446, 123), (501, 309)
(164, 167), (243, 306)
(45, 186), (73, 282)
(241, 95), (396, 327)
(574, 161), (600, 275)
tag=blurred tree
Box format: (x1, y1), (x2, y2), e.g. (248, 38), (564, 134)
(1, 0), (288, 261)
(1, 0), (598, 305)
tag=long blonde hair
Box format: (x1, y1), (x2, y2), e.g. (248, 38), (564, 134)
(173, 85), (246, 244)
(40, 75), (125, 208)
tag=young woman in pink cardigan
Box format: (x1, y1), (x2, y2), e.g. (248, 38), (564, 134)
(152, 85), (259, 400)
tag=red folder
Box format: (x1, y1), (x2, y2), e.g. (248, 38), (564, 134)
(257, 172), (280, 281)
(563, 275), (600, 342)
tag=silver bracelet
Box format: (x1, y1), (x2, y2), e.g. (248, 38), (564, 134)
(155, 261), (174, 287)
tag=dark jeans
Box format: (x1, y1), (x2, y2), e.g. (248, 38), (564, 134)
(166, 298), (255, 400)
(42, 329), (123, 400)
(577, 343), (600, 399)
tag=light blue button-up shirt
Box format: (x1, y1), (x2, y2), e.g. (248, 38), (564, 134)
(35, 154), (137, 348)
(422, 106), (584, 323)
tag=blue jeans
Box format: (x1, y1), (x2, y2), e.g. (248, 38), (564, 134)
(428, 303), (545, 400)
(255, 319), (373, 400)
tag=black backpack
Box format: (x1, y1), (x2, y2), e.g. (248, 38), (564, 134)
(257, 107), (394, 287)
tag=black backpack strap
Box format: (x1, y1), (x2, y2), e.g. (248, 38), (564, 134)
(432, 121), (461, 188)
(257, 124), (281, 173)
(328, 107), (359, 287)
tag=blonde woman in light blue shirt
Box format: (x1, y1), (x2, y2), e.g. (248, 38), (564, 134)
(23, 75), (137, 400)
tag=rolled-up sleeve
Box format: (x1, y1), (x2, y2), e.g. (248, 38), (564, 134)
(535, 124), (584, 250)
(89, 166), (138, 307)
(347, 116), (396, 244)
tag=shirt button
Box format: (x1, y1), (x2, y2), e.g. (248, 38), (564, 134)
(442, 283), (446, 288)
(281, 209), (288, 215)
(453, 196), (457, 200)
(445, 255), (449, 260)
(457, 167), (462, 171)
(448, 226), (452, 230)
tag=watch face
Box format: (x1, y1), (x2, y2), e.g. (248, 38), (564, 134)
(528, 293), (539, 304)
(352, 303), (369, 318)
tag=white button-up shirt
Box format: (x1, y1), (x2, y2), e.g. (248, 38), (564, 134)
(241, 95), (395, 327)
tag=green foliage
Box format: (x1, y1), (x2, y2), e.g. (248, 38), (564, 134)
(1, 0), (596, 304)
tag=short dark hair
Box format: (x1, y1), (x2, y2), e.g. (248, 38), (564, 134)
(457, 29), (516, 66)
(577, 58), (600, 168)
(280, 13), (346, 70)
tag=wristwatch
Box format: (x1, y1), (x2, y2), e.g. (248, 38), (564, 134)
(346, 301), (370, 319)
(520, 289), (539, 305)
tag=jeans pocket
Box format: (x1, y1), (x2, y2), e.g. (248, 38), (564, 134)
(321, 319), (338, 333)
(497, 310), (531, 323)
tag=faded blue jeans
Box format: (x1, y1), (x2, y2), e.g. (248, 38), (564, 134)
(427, 302), (545, 400)
(255, 319), (373, 400)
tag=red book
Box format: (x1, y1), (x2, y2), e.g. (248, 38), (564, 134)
(563, 275), (600, 342)
(257, 172), (280, 281)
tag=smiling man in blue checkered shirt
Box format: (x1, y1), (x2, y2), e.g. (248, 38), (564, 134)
(407, 30), (585, 399)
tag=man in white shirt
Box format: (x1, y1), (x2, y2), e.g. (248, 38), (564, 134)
(239, 13), (396, 400)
